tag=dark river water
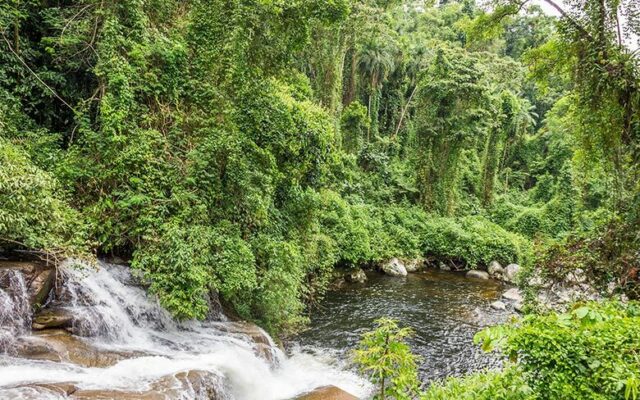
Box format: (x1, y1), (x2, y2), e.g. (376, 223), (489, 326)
(294, 269), (511, 383)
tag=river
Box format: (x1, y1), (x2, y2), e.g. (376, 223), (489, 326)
(294, 269), (510, 383)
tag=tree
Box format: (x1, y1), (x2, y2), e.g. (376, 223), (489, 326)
(354, 318), (421, 400)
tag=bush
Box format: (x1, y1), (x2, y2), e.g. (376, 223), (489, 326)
(422, 216), (532, 268)
(0, 138), (86, 254)
(475, 301), (640, 400)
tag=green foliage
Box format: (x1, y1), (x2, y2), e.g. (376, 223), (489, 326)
(422, 215), (532, 268)
(0, 138), (86, 254)
(354, 318), (420, 400)
(475, 301), (640, 400)
(421, 367), (534, 400)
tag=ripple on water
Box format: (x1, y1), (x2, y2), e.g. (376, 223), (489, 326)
(293, 269), (511, 383)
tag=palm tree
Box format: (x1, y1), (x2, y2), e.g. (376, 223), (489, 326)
(357, 34), (396, 140)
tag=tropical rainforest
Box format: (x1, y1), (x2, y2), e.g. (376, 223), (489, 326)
(1, 0), (639, 398)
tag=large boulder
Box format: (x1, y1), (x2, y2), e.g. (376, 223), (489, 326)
(216, 321), (280, 365)
(295, 386), (358, 400)
(381, 258), (407, 277)
(15, 329), (146, 367)
(487, 261), (503, 278)
(465, 270), (490, 280)
(0, 261), (55, 309)
(72, 370), (222, 400)
(345, 269), (367, 284)
(504, 264), (521, 283)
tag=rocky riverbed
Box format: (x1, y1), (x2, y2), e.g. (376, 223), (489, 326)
(0, 260), (369, 400)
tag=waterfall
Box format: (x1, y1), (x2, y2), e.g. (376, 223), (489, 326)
(0, 269), (30, 352)
(0, 261), (371, 400)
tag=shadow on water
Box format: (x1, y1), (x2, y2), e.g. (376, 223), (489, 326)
(293, 269), (511, 383)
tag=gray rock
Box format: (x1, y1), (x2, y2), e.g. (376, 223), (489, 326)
(466, 270), (490, 280)
(345, 269), (367, 284)
(381, 258), (407, 277)
(488, 261), (503, 277)
(439, 262), (451, 271)
(502, 288), (523, 302)
(404, 259), (423, 273)
(504, 264), (521, 283)
(490, 301), (507, 311)
(514, 302), (524, 313)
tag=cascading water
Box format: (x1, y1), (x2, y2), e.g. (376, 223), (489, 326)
(0, 261), (371, 400)
(0, 269), (30, 352)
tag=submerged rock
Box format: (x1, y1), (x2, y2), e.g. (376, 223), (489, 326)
(295, 386), (358, 400)
(345, 269), (367, 284)
(466, 270), (490, 280)
(381, 258), (407, 277)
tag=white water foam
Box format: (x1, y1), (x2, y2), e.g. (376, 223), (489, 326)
(0, 261), (372, 400)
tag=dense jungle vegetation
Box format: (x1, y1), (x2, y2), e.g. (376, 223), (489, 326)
(1, 0), (639, 396)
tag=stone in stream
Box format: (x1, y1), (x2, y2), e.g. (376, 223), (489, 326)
(381, 258), (407, 277)
(490, 301), (507, 311)
(502, 288), (523, 302)
(466, 270), (490, 280)
(216, 321), (281, 365)
(15, 329), (147, 367)
(295, 386), (358, 400)
(5, 370), (224, 400)
(487, 261), (503, 278)
(404, 259), (424, 273)
(345, 268), (367, 283)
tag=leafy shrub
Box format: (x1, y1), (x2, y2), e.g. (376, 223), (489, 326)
(422, 216), (532, 268)
(354, 318), (421, 400)
(132, 222), (257, 320)
(0, 139), (86, 254)
(421, 367), (534, 400)
(475, 301), (640, 400)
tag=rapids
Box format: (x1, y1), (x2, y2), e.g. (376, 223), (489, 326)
(0, 262), (371, 400)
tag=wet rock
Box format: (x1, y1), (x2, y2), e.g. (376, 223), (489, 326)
(0, 384), (78, 400)
(217, 322), (279, 365)
(381, 258), (407, 277)
(29, 268), (55, 307)
(466, 270), (490, 280)
(71, 370), (222, 400)
(504, 264), (520, 283)
(438, 262), (451, 271)
(487, 261), (503, 278)
(0, 260), (55, 309)
(490, 301), (507, 311)
(295, 386), (358, 400)
(345, 269), (367, 284)
(32, 307), (74, 330)
(404, 259), (423, 273)
(15, 329), (145, 368)
(502, 288), (523, 302)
